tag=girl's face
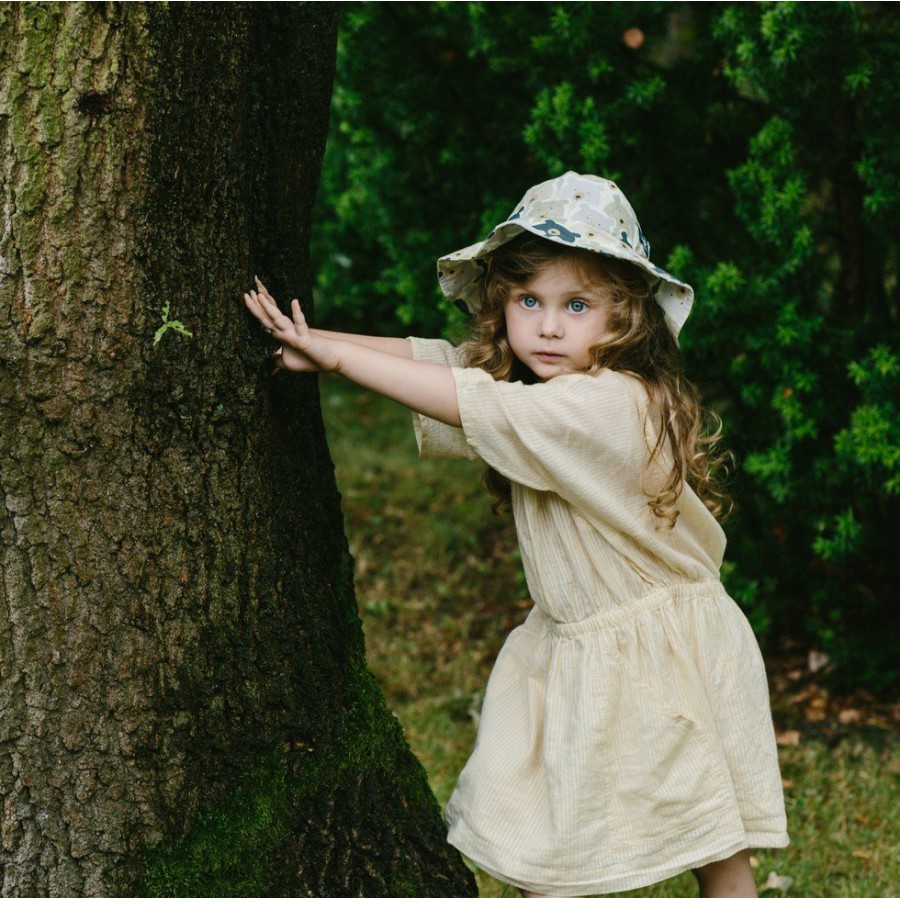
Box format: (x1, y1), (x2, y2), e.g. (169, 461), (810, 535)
(503, 258), (612, 381)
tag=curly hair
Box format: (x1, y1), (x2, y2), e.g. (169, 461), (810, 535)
(460, 233), (732, 528)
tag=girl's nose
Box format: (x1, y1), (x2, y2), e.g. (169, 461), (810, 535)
(538, 310), (563, 338)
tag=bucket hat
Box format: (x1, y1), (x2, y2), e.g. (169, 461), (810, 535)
(437, 171), (694, 339)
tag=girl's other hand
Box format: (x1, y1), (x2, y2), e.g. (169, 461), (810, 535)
(243, 276), (341, 374)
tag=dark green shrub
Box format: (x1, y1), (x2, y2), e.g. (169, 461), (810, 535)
(313, 3), (899, 688)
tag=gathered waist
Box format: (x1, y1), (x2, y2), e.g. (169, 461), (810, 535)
(528, 580), (727, 638)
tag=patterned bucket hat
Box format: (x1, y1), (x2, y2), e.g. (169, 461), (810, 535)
(437, 171), (694, 338)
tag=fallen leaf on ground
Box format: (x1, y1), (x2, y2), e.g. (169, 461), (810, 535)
(765, 871), (795, 892)
(839, 708), (861, 724)
(790, 686), (815, 704)
(776, 729), (801, 745)
(808, 649), (830, 673)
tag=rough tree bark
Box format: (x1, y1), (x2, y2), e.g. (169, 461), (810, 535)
(0, 4), (476, 896)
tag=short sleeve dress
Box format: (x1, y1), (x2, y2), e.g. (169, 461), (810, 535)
(408, 337), (789, 897)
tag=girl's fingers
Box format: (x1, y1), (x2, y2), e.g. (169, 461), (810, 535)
(255, 291), (286, 328)
(244, 282), (309, 345)
(244, 291), (266, 322)
(249, 300), (275, 330)
(254, 276), (275, 305)
(245, 288), (266, 312)
(246, 299), (282, 338)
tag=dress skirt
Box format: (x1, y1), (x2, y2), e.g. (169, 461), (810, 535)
(444, 581), (789, 896)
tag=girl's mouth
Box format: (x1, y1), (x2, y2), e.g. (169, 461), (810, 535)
(536, 352), (564, 362)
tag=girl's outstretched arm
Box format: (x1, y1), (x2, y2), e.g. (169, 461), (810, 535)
(254, 278), (414, 360)
(243, 283), (460, 427)
(309, 328), (413, 358)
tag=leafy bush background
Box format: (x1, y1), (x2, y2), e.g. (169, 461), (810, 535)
(312, 2), (899, 689)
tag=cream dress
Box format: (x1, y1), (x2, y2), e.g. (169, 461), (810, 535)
(408, 338), (789, 897)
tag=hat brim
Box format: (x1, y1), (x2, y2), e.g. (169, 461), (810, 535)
(437, 221), (693, 338)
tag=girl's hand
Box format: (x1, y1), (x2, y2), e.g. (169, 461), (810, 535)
(245, 277), (460, 426)
(243, 277), (341, 374)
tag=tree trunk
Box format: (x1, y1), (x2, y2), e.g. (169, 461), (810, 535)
(0, 4), (476, 896)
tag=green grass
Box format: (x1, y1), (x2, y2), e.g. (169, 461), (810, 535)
(320, 376), (899, 899)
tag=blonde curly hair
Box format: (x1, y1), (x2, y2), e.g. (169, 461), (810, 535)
(460, 233), (732, 529)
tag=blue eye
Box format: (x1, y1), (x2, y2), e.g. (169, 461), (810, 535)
(569, 299), (587, 313)
(520, 295), (539, 309)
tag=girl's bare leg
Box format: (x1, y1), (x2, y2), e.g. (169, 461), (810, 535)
(693, 849), (757, 898)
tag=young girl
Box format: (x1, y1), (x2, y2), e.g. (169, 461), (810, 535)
(243, 172), (789, 898)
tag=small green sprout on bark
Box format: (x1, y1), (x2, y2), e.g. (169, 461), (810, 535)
(154, 301), (193, 344)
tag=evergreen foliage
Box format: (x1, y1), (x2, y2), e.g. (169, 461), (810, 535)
(313, 2), (899, 688)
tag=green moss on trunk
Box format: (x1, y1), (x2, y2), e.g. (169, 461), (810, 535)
(141, 664), (465, 897)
